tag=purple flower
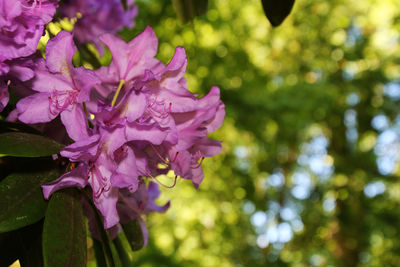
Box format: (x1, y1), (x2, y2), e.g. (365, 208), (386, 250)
(93, 26), (160, 101)
(41, 27), (225, 236)
(0, 54), (41, 113)
(0, 80), (9, 112)
(116, 181), (170, 245)
(16, 31), (100, 141)
(0, 0), (59, 74)
(60, 0), (137, 54)
(97, 29), (225, 186)
(42, 120), (167, 228)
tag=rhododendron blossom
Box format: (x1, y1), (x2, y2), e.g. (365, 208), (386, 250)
(0, 0), (226, 252)
(17, 31), (100, 141)
(36, 26), (225, 240)
(59, 0), (137, 53)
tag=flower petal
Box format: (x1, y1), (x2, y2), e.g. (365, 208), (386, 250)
(99, 33), (129, 79)
(95, 187), (120, 229)
(45, 31), (76, 78)
(125, 121), (168, 145)
(111, 147), (139, 191)
(17, 92), (57, 123)
(61, 134), (100, 161)
(42, 164), (89, 199)
(60, 104), (90, 141)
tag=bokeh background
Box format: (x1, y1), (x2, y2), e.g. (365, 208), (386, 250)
(98, 0), (400, 266)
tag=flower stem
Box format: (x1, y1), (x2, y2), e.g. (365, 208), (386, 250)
(111, 79), (125, 107)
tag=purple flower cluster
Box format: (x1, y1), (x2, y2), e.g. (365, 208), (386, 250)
(0, 0), (59, 111)
(1, 0), (224, 244)
(15, 27), (224, 239)
(59, 0), (138, 53)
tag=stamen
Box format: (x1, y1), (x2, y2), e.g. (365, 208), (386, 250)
(94, 187), (105, 199)
(147, 170), (178, 189)
(114, 146), (126, 160)
(150, 144), (168, 164)
(48, 96), (59, 116)
(111, 79), (125, 107)
(170, 152), (179, 163)
(191, 157), (205, 169)
(31, 0), (42, 9)
(89, 162), (111, 199)
(67, 162), (76, 171)
(147, 100), (172, 119)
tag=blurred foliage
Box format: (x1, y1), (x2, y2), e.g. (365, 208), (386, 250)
(91, 0), (400, 266)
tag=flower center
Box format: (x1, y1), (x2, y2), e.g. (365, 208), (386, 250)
(89, 162), (111, 199)
(48, 89), (78, 116)
(146, 97), (172, 119)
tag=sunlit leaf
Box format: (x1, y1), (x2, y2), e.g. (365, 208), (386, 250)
(113, 234), (132, 266)
(42, 189), (86, 267)
(0, 169), (60, 233)
(261, 0), (295, 26)
(0, 132), (64, 157)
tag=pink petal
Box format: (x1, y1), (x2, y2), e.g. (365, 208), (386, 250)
(125, 121), (168, 145)
(99, 33), (129, 79)
(17, 92), (57, 123)
(42, 164), (89, 199)
(45, 31), (76, 78)
(60, 104), (90, 141)
(95, 187), (120, 229)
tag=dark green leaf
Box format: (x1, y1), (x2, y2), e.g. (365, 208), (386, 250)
(82, 192), (122, 267)
(0, 120), (42, 135)
(0, 168), (60, 233)
(122, 219), (144, 251)
(261, 0), (295, 26)
(0, 132), (64, 157)
(113, 234), (132, 266)
(43, 189), (86, 267)
(15, 220), (44, 267)
(172, 0), (208, 23)
(0, 221), (44, 267)
(0, 232), (20, 266)
(93, 238), (108, 267)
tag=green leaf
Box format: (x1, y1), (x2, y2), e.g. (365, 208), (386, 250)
(18, 221), (44, 267)
(113, 234), (132, 266)
(0, 168), (60, 233)
(0, 232), (20, 266)
(0, 132), (64, 157)
(122, 219), (144, 251)
(172, 0), (208, 23)
(43, 189), (86, 267)
(0, 120), (42, 135)
(93, 238), (107, 267)
(82, 192), (122, 267)
(0, 221), (44, 267)
(261, 0), (295, 26)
